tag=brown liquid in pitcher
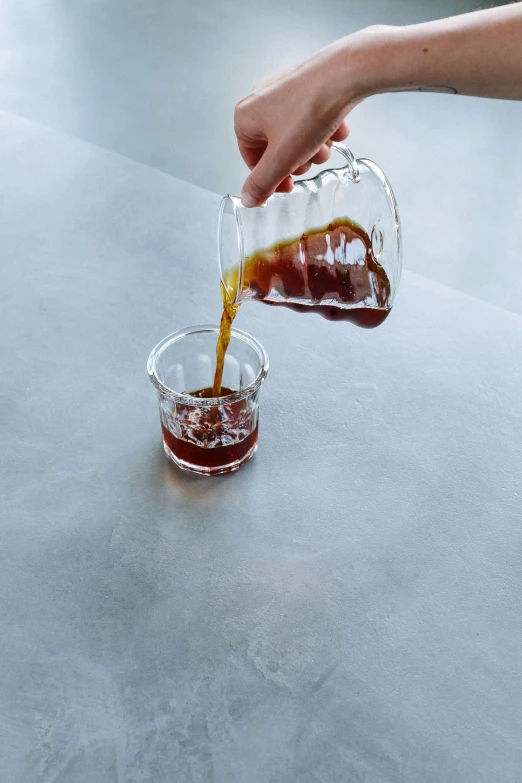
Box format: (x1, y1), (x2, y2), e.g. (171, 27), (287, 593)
(212, 217), (392, 395)
(240, 217), (391, 326)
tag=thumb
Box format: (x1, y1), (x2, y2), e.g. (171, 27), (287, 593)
(241, 145), (294, 207)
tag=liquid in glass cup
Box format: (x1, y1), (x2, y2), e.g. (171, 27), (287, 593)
(147, 325), (269, 475)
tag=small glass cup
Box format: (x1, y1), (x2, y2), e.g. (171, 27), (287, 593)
(147, 325), (269, 475)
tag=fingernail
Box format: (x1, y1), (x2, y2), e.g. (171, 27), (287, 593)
(241, 192), (257, 208)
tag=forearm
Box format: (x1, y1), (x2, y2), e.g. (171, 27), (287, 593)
(339, 3), (522, 102)
(235, 3), (522, 203)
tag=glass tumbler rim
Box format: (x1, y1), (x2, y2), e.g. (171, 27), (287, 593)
(147, 324), (269, 406)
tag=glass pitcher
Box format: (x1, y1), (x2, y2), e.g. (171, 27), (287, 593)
(217, 144), (401, 328)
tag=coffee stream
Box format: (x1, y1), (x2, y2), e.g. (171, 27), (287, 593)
(211, 288), (240, 397)
(211, 217), (392, 396)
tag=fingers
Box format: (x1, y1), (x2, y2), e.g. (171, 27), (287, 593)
(290, 145), (330, 176)
(239, 122), (352, 207)
(330, 121), (350, 142)
(291, 163), (312, 176)
(309, 144), (331, 165)
(275, 176), (294, 193)
(241, 144), (296, 207)
(237, 138), (267, 170)
(289, 123), (351, 178)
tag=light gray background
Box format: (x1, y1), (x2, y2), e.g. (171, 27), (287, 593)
(1, 1), (522, 781)
(0, 0), (521, 312)
(1, 109), (522, 782)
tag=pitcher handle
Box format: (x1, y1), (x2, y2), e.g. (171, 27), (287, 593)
(327, 142), (360, 182)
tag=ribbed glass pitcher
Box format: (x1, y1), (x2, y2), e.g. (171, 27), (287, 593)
(218, 144), (401, 328)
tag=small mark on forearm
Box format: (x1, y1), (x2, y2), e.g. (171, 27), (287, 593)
(418, 85), (458, 94)
(396, 84), (459, 94)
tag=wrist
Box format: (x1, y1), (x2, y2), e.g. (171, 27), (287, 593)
(330, 26), (401, 104)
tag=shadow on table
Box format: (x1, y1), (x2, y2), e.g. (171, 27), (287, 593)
(150, 444), (246, 505)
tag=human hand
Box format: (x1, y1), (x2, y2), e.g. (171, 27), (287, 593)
(235, 4), (522, 208)
(234, 40), (358, 207)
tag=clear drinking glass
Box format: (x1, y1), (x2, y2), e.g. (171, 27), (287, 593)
(218, 143), (401, 326)
(147, 325), (269, 475)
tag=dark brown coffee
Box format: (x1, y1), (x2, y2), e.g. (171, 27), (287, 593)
(162, 386), (257, 470)
(239, 217), (391, 327)
(212, 217), (392, 395)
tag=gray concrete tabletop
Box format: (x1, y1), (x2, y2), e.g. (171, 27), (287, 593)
(1, 110), (521, 783)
